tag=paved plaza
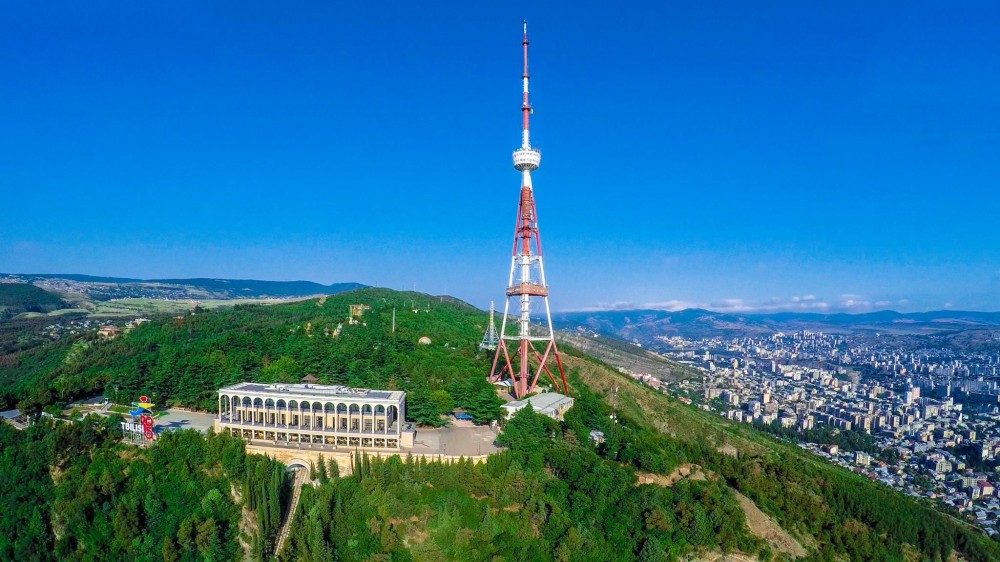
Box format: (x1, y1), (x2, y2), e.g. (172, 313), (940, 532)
(154, 409), (218, 434)
(410, 419), (500, 457)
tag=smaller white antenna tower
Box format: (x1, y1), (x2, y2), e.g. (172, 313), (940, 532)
(480, 301), (500, 351)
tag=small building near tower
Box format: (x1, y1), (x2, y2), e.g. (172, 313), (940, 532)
(501, 392), (574, 420)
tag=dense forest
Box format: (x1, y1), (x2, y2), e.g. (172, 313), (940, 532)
(284, 402), (763, 561)
(0, 283), (67, 319)
(0, 288), (503, 425)
(0, 416), (286, 561)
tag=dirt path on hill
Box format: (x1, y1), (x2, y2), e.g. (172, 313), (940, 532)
(732, 490), (806, 558)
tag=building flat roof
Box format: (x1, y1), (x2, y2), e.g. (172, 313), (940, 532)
(503, 392), (574, 413)
(219, 382), (404, 402)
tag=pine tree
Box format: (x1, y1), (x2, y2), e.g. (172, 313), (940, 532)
(317, 456), (329, 484)
(161, 537), (179, 562)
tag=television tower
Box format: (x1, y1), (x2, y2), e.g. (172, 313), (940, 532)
(480, 301), (500, 351)
(489, 21), (568, 399)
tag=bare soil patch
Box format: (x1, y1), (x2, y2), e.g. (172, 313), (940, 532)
(637, 464), (708, 487)
(733, 490), (806, 558)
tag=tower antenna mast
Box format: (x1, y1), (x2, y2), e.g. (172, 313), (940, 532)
(480, 301), (500, 351)
(489, 21), (568, 398)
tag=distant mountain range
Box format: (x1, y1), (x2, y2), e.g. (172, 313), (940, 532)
(2, 273), (365, 301)
(553, 308), (1000, 342)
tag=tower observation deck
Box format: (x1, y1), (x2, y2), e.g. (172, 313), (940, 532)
(488, 21), (568, 399)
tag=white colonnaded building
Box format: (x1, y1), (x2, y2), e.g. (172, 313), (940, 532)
(216, 382), (414, 450)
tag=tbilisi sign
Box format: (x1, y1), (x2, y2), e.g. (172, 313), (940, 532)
(121, 395), (155, 442)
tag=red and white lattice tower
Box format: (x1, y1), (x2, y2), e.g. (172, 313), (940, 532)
(489, 21), (568, 399)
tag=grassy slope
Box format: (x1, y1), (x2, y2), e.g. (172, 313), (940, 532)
(561, 347), (1000, 559)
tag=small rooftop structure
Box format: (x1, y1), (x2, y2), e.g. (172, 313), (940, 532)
(301, 374), (319, 383)
(502, 392), (574, 420)
(98, 325), (121, 339)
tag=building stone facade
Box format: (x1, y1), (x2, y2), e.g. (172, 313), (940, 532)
(216, 382), (412, 450)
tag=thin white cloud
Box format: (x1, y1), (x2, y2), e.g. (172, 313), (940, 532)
(637, 300), (705, 312)
(644, 296), (832, 313)
(839, 294), (872, 310)
(565, 300), (639, 312)
(572, 293), (919, 314)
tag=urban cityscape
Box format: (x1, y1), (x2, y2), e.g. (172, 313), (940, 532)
(619, 328), (1000, 536)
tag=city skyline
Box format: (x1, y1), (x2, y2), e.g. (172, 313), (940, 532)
(2, 2), (998, 313)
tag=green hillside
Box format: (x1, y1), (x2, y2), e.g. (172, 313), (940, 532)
(0, 283), (67, 319)
(2, 287), (1000, 560)
(0, 416), (287, 560)
(0, 288), (502, 425)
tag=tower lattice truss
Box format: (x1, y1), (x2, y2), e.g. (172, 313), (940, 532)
(489, 21), (568, 399)
(480, 301), (500, 351)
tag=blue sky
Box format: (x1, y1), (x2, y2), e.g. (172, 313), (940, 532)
(2, 2), (998, 313)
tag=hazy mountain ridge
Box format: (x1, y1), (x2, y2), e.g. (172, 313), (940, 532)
(554, 308), (1000, 342)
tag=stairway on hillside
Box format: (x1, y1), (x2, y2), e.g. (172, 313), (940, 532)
(275, 467), (307, 555)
